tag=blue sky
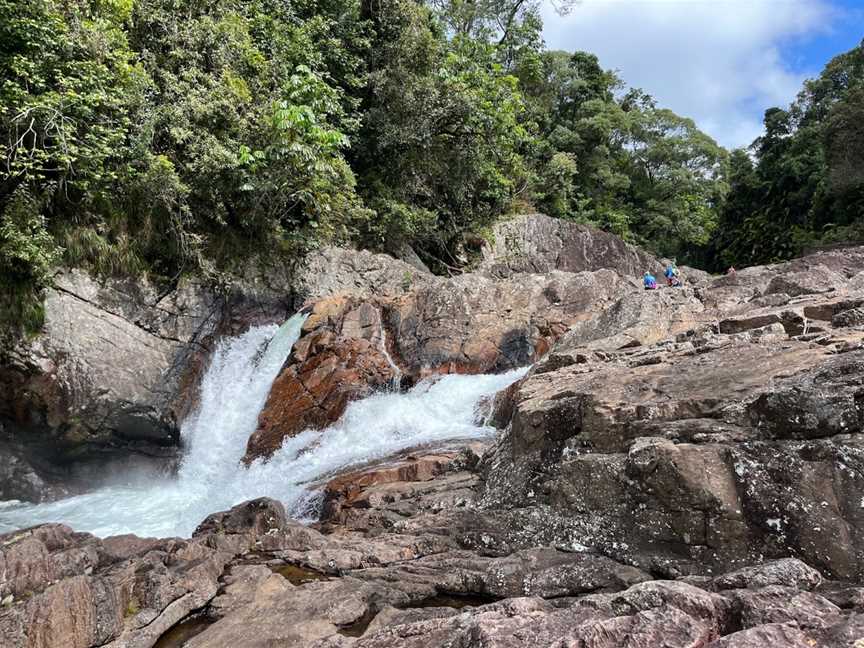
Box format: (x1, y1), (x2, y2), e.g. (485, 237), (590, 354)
(541, 0), (864, 149)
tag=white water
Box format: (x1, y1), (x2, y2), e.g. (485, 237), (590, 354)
(0, 315), (525, 539)
(378, 327), (403, 391)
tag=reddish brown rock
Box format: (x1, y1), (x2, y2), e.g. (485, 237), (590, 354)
(246, 297), (399, 462)
(319, 447), (481, 527)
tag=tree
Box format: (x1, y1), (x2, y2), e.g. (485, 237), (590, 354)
(708, 39), (864, 269)
(708, 149), (762, 269)
(824, 86), (864, 196)
(521, 50), (727, 258)
(352, 0), (529, 265)
(0, 0), (141, 332)
(625, 108), (728, 257)
(428, 0), (576, 67)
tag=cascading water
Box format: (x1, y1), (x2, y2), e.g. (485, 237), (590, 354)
(0, 314), (526, 539)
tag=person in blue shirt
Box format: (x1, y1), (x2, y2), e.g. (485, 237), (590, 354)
(665, 261), (681, 287)
(643, 272), (657, 290)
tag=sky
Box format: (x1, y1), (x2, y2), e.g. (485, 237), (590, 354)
(541, 0), (864, 149)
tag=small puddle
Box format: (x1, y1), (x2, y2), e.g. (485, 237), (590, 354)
(413, 592), (498, 609)
(337, 608), (378, 637)
(153, 614), (212, 648)
(270, 563), (330, 586)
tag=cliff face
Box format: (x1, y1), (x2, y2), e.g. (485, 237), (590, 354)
(5, 214), (864, 647)
(0, 264), (308, 501)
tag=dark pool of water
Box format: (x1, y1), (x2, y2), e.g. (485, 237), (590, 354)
(413, 592), (498, 609)
(337, 608), (378, 637)
(153, 614), (213, 648)
(270, 563), (331, 585)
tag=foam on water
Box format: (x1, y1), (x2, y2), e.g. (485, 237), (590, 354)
(0, 315), (525, 538)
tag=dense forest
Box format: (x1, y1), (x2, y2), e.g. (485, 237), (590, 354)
(1, 0), (862, 332)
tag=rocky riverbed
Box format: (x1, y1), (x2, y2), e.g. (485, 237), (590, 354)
(4, 214), (864, 647)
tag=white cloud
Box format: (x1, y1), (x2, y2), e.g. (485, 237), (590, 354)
(541, 0), (837, 148)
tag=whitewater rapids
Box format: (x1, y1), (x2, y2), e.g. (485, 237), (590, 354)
(0, 314), (526, 538)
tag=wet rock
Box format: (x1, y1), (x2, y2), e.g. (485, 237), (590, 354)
(247, 297), (399, 461)
(0, 271), (220, 484)
(319, 445), (486, 528)
(0, 439), (65, 502)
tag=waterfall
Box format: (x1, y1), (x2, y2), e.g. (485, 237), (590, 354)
(0, 315), (526, 539)
(378, 326), (403, 391)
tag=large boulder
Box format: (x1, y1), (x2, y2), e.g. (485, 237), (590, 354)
(0, 271), (224, 500)
(0, 498), (329, 648)
(295, 246), (439, 303)
(764, 265), (848, 297)
(479, 213), (661, 279)
(0, 522), (226, 648)
(247, 297), (400, 462)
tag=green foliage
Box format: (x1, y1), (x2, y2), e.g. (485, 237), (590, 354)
(1, 0), (371, 329)
(124, 596), (140, 618)
(706, 40), (864, 269)
(123, 0), (369, 268)
(236, 66), (369, 252)
(353, 1), (530, 265)
(0, 189), (60, 333)
(1, 0), (140, 333)
(522, 50), (728, 260)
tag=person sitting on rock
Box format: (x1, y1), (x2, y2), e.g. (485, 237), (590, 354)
(643, 272), (658, 290)
(665, 261), (681, 287)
